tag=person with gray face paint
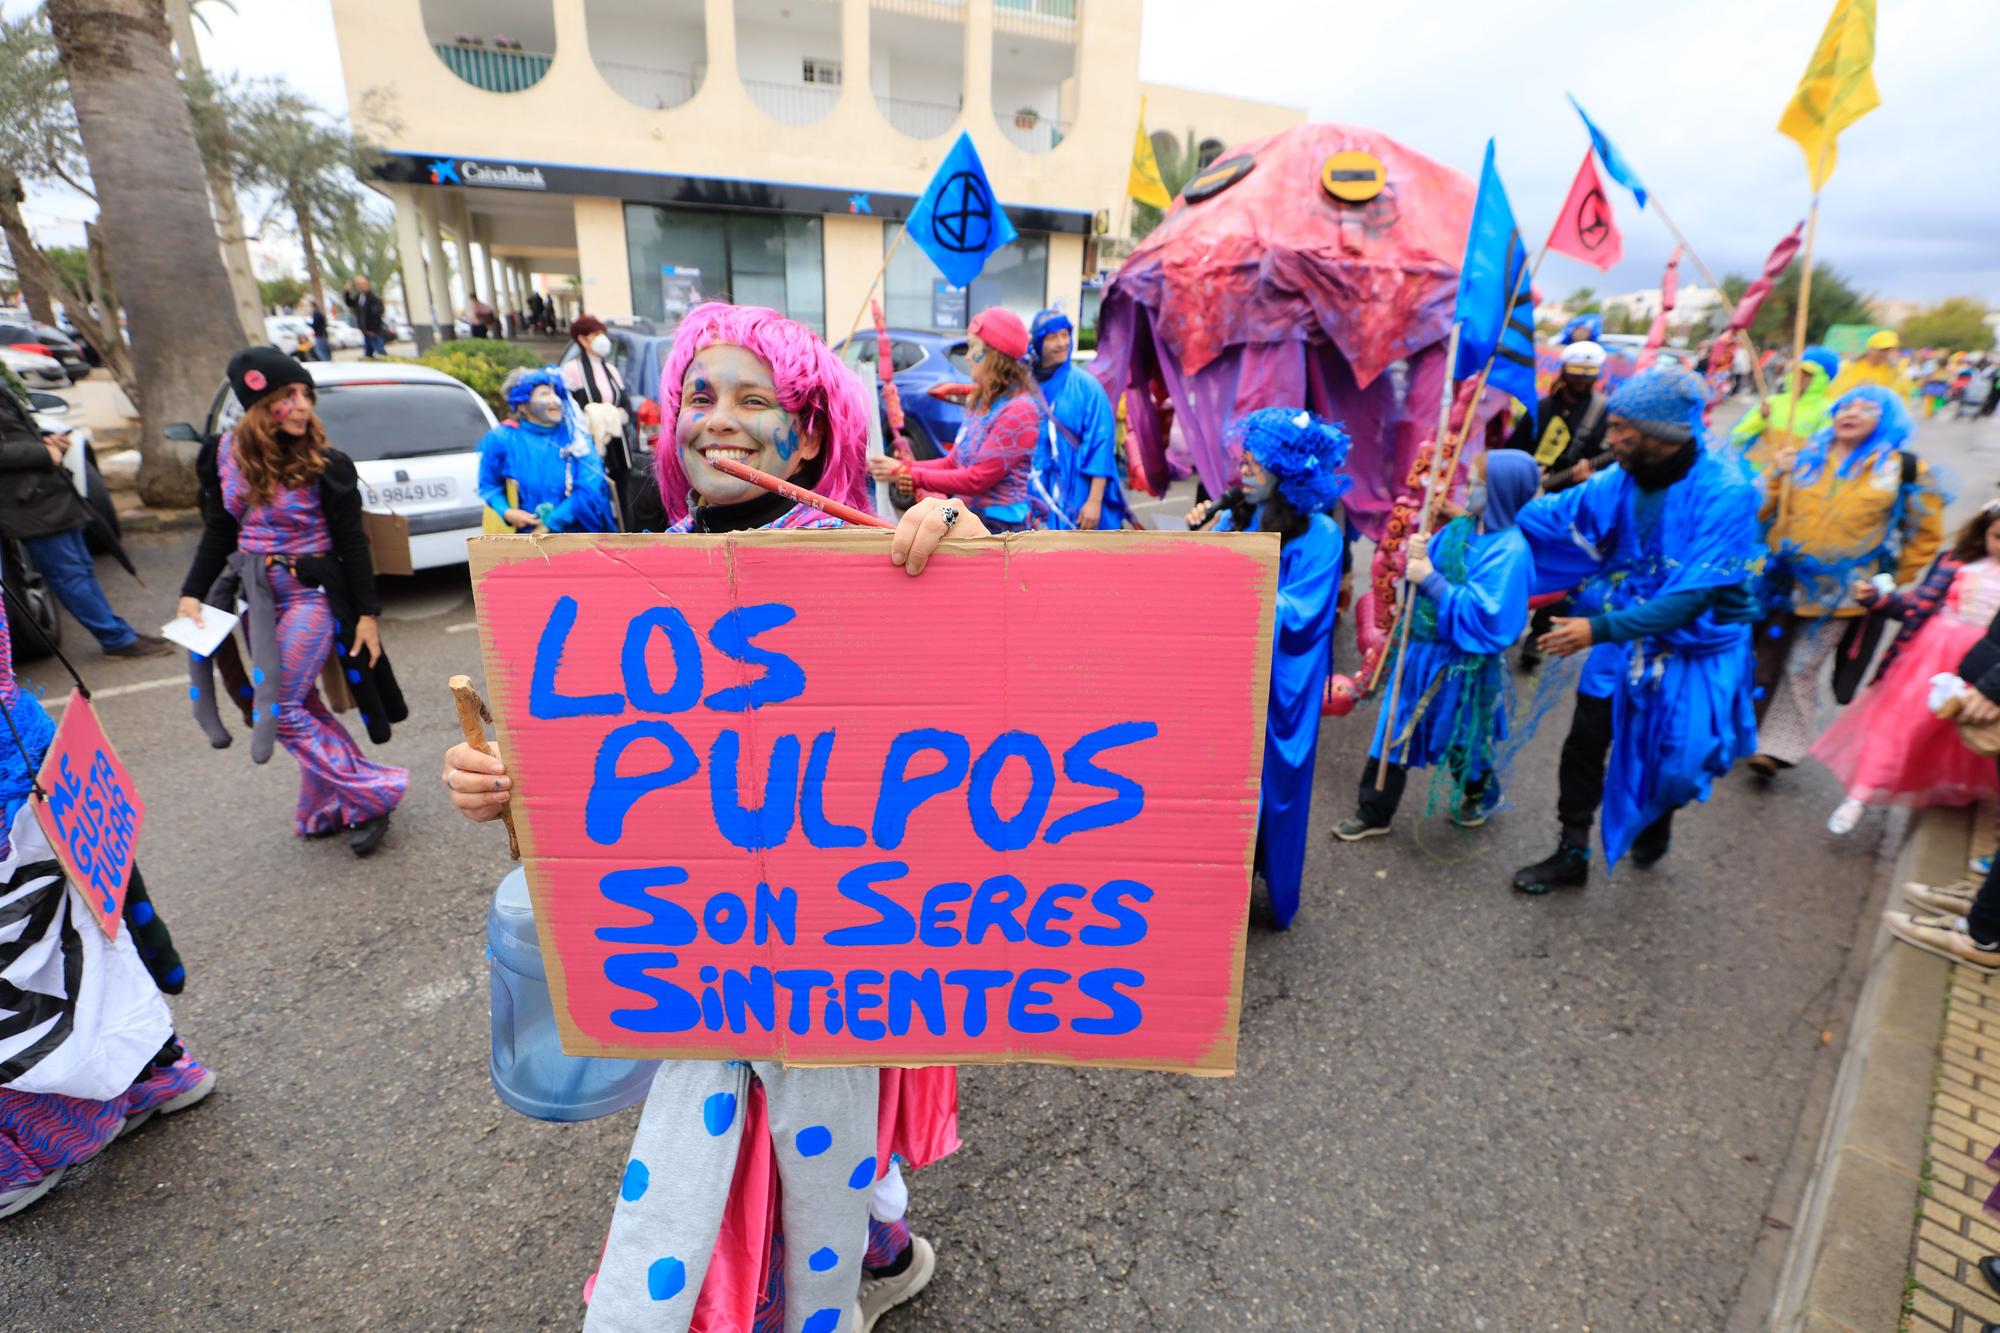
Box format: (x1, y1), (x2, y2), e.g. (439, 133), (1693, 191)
(1335, 449), (1540, 838)
(476, 367), (618, 535)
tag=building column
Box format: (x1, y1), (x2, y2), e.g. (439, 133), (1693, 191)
(703, 0), (739, 93)
(415, 188), (455, 343)
(840, 0), (869, 113)
(823, 213), (886, 345)
(572, 197), (633, 319)
(1046, 231), (1084, 319)
(450, 195), (479, 309)
(476, 218), (501, 322)
(964, 0), (994, 138)
(389, 185), (431, 334)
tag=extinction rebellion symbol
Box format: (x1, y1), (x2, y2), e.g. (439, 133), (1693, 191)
(1576, 188), (1611, 251)
(930, 171), (994, 254)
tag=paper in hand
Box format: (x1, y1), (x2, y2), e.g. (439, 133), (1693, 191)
(160, 604), (239, 658)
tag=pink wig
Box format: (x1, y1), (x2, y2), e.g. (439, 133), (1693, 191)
(655, 302), (873, 525)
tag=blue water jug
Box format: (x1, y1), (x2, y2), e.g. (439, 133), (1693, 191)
(487, 867), (658, 1122)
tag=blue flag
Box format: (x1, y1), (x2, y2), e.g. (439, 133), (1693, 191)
(905, 131), (1019, 289)
(1453, 140), (1538, 410)
(1566, 93), (1648, 209)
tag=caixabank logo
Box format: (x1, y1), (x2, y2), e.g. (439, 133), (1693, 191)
(427, 158), (547, 190)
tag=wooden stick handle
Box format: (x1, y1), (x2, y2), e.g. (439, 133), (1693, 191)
(450, 673), (519, 861)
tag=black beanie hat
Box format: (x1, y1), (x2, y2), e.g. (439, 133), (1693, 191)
(226, 346), (315, 409)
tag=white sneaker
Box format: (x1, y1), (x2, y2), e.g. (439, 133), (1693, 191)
(0, 1168), (64, 1221)
(859, 1235), (935, 1331)
(1828, 798), (1866, 835)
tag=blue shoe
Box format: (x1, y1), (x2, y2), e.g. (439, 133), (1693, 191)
(1973, 853), (1993, 877)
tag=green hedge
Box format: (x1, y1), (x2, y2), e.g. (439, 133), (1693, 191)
(408, 339), (545, 415)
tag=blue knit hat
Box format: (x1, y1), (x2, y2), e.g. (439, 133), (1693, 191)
(1228, 408), (1353, 515)
(1606, 365), (1709, 443)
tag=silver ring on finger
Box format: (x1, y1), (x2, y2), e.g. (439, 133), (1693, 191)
(937, 503), (960, 531)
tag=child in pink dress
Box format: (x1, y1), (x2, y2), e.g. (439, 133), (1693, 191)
(1814, 504), (2000, 831)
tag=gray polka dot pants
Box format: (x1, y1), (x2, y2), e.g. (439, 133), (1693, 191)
(585, 1061), (879, 1333)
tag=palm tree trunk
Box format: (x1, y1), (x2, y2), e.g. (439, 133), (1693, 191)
(47, 0), (243, 507)
(294, 197), (327, 316)
(1, 208), (56, 326)
(164, 0), (263, 344)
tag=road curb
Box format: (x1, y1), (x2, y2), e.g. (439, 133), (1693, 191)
(112, 503), (202, 533)
(1765, 805), (1968, 1332)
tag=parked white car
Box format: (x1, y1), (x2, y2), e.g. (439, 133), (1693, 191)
(0, 346), (68, 388)
(264, 315), (311, 351)
(182, 361), (497, 571)
(327, 319), (365, 350)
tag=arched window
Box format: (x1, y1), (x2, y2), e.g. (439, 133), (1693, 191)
(737, 0), (839, 125)
(588, 0), (705, 110)
(991, 0), (1078, 153)
(871, 0), (965, 141)
(422, 0), (555, 94)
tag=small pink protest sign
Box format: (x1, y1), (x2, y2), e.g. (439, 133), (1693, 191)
(34, 690), (145, 940)
(470, 530), (1278, 1073)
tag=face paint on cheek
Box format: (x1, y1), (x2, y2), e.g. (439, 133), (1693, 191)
(759, 410), (803, 462)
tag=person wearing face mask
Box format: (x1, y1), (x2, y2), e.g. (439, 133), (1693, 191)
(1745, 385), (1944, 784)
(1334, 449), (1540, 840)
(477, 368), (617, 535)
(1184, 408), (1350, 929)
(1027, 308), (1126, 531)
(177, 348), (408, 856)
(562, 315), (638, 513)
(444, 304), (971, 1333)
(868, 307), (1042, 532)
(1509, 366), (1763, 893)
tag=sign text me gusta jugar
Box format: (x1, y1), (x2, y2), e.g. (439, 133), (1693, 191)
(531, 592), (1160, 1046)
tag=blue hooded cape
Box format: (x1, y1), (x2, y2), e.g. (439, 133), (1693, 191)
(1029, 311), (1128, 531)
(478, 368), (617, 533)
(1370, 450), (1538, 795)
(1515, 448), (1763, 864)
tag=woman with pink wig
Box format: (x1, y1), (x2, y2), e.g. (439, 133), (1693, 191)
(444, 303), (980, 1333)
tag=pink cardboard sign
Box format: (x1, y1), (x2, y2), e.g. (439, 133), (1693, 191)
(33, 690), (145, 940)
(470, 531), (1278, 1074)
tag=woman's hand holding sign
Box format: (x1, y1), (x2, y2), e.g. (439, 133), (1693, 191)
(891, 496), (991, 577)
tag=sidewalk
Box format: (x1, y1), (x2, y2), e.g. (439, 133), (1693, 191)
(1772, 802), (2000, 1332)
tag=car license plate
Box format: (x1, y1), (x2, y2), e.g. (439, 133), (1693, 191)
(369, 477), (456, 507)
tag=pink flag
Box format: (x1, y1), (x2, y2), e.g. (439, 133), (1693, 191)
(1634, 247), (1682, 371)
(1730, 221), (1805, 332)
(1545, 150), (1623, 271)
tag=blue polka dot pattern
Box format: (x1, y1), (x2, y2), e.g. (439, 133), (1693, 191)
(702, 1091), (737, 1136)
(646, 1256), (686, 1302)
(347, 668), (363, 684)
(1767, 624), (1785, 639)
(801, 1307), (842, 1333)
(848, 1156), (876, 1190)
(252, 667), (266, 685)
(796, 1125), (832, 1158)
(130, 900), (155, 925)
(189, 685), (201, 701)
(809, 1246), (839, 1272)
(163, 964), (185, 987)
(620, 1159), (649, 1202)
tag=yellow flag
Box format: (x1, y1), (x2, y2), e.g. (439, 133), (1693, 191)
(1777, 0), (1880, 191)
(1129, 101), (1172, 210)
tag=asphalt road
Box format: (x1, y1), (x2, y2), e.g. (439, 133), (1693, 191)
(3, 402), (1997, 1331)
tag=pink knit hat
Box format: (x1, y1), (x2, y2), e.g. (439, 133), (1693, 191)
(968, 307), (1029, 361)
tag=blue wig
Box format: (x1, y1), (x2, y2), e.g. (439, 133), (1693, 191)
(1229, 408), (1353, 515)
(1794, 384), (1915, 484)
(1801, 345), (1840, 383)
(1562, 313), (1605, 344)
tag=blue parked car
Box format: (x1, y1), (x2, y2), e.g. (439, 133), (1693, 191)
(832, 328), (973, 461)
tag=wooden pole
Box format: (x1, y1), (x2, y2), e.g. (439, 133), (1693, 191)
(450, 674), (519, 860)
(1772, 144), (1831, 544)
(1651, 198), (1774, 401)
(1374, 322), (1462, 789)
(841, 224), (913, 352)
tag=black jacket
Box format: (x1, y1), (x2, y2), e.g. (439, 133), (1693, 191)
(1963, 611), (2000, 704)
(342, 287), (385, 335)
(1504, 383), (1608, 487)
(0, 389), (90, 540)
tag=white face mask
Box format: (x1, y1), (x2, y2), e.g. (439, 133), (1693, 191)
(589, 334), (612, 359)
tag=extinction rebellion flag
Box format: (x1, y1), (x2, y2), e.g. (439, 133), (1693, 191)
(1545, 149), (1623, 272)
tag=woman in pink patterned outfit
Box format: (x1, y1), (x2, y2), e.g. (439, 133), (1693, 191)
(178, 349), (408, 856)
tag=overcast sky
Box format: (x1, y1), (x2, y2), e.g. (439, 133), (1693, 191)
(10, 0), (1994, 305)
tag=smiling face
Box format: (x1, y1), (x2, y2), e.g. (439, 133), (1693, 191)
(676, 342), (822, 505)
(1832, 396), (1882, 447)
(1039, 326), (1072, 370)
(268, 383), (314, 437)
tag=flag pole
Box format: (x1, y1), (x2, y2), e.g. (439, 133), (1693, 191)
(1649, 198), (1775, 401)
(841, 224), (913, 351)
(1772, 143), (1832, 544)
(1373, 321), (1462, 790)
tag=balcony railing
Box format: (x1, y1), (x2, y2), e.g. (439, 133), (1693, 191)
(994, 0), (1078, 32)
(742, 79), (840, 126)
(997, 113), (1070, 154)
(870, 0), (966, 20)
(876, 94), (960, 140)
(431, 40), (552, 94)
(597, 60), (700, 110)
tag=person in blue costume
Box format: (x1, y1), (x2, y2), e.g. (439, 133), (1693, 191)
(1027, 309), (1128, 531)
(1508, 366), (1764, 893)
(1333, 449), (1540, 839)
(1185, 408), (1351, 929)
(477, 367), (618, 534)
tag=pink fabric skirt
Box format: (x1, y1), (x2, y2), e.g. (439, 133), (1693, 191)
(1812, 615), (2000, 807)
